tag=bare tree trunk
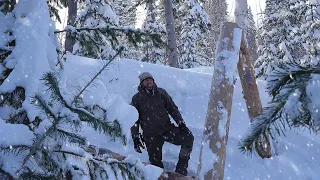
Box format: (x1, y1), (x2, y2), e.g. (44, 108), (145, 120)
(234, 0), (271, 158)
(64, 0), (77, 53)
(234, 0), (247, 28)
(164, 0), (179, 68)
(143, 0), (156, 62)
(149, 0), (156, 22)
(196, 22), (242, 180)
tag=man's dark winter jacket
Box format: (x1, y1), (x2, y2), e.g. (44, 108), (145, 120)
(130, 84), (184, 137)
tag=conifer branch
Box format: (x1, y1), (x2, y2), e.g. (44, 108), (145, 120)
(0, 145), (30, 156)
(31, 95), (56, 121)
(41, 72), (68, 107)
(22, 95), (60, 168)
(0, 167), (14, 180)
(55, 26), (166, 48)
(20, 168), (56, 180)
(53, 150), (85, 158)
(240, 63), (320, 153)
(71, 47), (124, 105)
(72, 108), (125, 144)
(55, 129), (86, 146)
(7, 109), (28, 125)
(40, 150), (60, 173)
(39, 71), (125, 143)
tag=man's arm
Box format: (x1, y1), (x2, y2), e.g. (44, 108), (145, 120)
(130, 96), (140, 138)
(162, 89), (185, 126)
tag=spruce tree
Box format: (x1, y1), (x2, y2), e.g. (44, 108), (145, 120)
(1, 69), (146, 179)
(72, 0), (119, 60)
(65, 0), (165, 60)
(203, 0), (228, 64)
(240, 0), (320, 153)
(296, 0), (319, 67)
(0, 1), (148, 179)
(111, 0), (140, 60)
(0, 0), (15, 76)
(112, 0), (137, 26)
(254, 0), (302, 79)
(156, 0), (166, 25)
(176, 0), (211, 68)
(141, 0), (166, 64)
(47, 0), (68, 24)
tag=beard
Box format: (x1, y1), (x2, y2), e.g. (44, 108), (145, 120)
(145, 83), (154, 90)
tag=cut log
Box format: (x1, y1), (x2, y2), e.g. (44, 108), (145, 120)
(85, 145), (195, 180)
(234, 0), (272, 159)
(237, 32), (272, 158)
(196, 22), (242, 180)
(237, 32), (263, 120)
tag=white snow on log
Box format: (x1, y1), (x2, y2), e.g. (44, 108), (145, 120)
(214, 27), (242, 85)
(217, 101), (229, 138)
(198, 132), (218, 180)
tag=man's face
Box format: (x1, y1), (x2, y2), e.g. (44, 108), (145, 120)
(142, 78), (154, 90)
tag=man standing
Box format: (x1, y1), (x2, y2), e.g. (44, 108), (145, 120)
(130, 72), (194, 176)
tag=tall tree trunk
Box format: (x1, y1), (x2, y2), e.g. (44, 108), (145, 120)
(164, 0), (179, 68)
(143, 0), (156, 62)
(203, 0), (228, 64)
(149, 0), (156, 22)
(234, 0), (271, 158)
(64, 0), (77, 53)
(234, 0), (247, 28)
(196, 22), (242, 180)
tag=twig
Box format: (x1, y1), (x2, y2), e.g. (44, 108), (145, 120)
(71, 47), (124, 105)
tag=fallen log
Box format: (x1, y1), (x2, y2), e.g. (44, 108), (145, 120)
(85, 145), (195, 180)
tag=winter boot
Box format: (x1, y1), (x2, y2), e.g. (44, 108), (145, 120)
(175, 156), (188, 176)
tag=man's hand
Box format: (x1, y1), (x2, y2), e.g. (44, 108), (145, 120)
(133, 136), (145, 153)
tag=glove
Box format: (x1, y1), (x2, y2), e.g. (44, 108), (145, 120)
(133, 135), (145, 153)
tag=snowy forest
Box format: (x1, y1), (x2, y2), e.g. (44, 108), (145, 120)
(0, 0), (320, 179)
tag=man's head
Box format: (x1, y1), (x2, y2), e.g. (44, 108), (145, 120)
(139, 72), (154, 90)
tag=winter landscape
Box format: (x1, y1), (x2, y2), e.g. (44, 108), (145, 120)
(1, 0), (320, 180)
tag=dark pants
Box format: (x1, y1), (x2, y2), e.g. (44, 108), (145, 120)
(143, 125), (194, 175)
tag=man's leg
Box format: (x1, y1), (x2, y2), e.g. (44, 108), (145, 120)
(163, 126), (194, 175)
(144, 135), (165, 168)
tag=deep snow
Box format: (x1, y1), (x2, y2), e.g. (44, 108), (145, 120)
(60, 55), (320, 179)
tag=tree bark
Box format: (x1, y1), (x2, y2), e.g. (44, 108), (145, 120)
(234, 0), (272, 158)
(143, 0), (156, 62)
(149, 0), (156, 22)
(234, 0), (247, 28)
(196, 22), (242, 180)
(238, 33), (272, 158)
(164, 0), (179, 68)
(64, 0), (77, 53)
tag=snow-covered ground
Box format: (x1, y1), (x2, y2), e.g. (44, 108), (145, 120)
(61, 55), (320, 179)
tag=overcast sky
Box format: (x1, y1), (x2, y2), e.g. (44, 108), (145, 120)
(227, 0), (266, 26)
